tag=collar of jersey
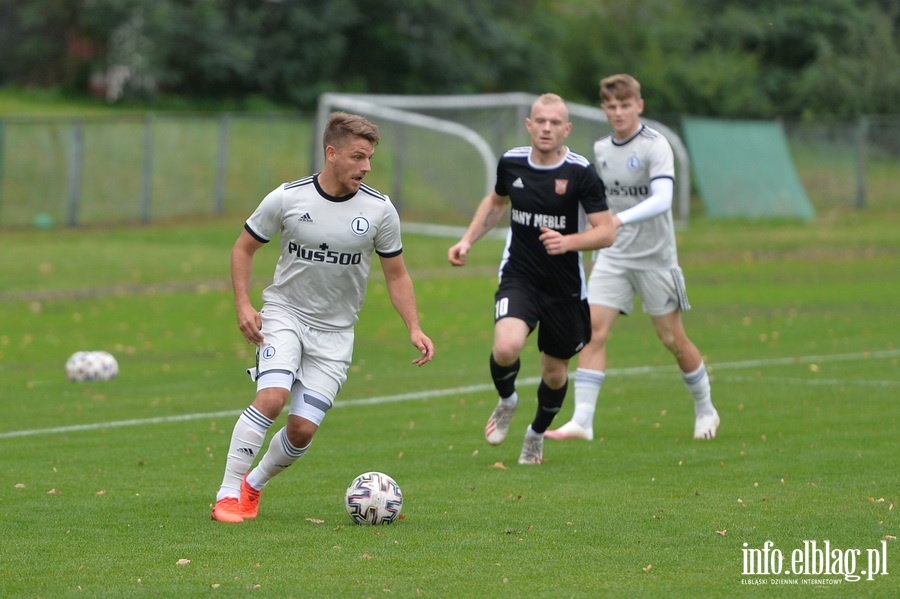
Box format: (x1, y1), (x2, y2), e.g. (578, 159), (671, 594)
(611, 124), (645, 147)
(314, 173), (357, 202)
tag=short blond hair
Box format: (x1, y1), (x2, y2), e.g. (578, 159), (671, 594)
(323, 112), (380, 152)
(531, 93), (569, 118)
(599, 74), (642, 103)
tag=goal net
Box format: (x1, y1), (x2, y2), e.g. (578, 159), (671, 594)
(315, 93), (690, 235)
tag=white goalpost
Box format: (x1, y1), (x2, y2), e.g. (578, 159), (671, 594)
(316, 92), (691, 234)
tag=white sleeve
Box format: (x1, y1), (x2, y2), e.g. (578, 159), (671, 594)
(615, 178), (673, 225)
(374, 195), (404, 256)
(244, 185), (285, 242)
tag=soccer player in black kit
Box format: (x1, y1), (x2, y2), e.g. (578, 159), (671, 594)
(448, 93), (616, 464)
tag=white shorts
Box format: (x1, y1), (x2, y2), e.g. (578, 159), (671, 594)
(248, 304), (354, 402)
(587, 256), (691, 317)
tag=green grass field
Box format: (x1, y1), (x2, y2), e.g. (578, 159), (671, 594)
(1, 210), (897, 597)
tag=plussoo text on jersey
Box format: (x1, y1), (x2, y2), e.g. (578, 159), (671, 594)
(606, 183), (650, 198)
(287, 241), (362, 265)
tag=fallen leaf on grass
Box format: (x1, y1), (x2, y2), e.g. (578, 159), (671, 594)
(176, 559), (191, 566)
(643, 564), (653, 572)
(47, 488), (61, 495)
(716, 529), (727, 536)
(489, 462), (507, 470)
(306, 518), (324, 524)
(15, 483), (25, 489)
(883, 535), (896, 541)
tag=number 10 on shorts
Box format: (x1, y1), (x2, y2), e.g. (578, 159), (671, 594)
(495, 297), (509, 320)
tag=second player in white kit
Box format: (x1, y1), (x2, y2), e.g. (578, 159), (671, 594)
(547, 74), (720, 442)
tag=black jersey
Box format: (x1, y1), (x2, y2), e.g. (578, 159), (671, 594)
(494, 146), (608, 298)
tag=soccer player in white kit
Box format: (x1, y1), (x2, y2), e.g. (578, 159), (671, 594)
(212, 112), (435, 523)
(546, 74), (719, 442)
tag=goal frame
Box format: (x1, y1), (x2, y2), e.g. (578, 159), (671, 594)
(316, 92), (691, 227)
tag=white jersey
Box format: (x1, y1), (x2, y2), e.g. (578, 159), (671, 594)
(244, 175), (402, 331)
(593, 124), (678, 269)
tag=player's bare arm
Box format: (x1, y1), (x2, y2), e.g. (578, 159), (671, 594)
(230, 230), (265, 345)
(448, 191), (509, 266)
(540, 210), (616, 255)
(379, 254), (435, 366)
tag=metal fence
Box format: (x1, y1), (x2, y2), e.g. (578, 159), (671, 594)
(781, 115), (900, 214)
(0, 113), (896, 230)
(0, 113), (313, 229)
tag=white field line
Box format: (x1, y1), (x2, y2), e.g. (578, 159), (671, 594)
(708, 375), (900, 388)
(1, 349), (897, 440)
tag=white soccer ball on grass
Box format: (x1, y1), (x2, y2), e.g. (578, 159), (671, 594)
(344, 471), (404, 525)
(65, 351), (119, 382)
(93, 351), (119, 380)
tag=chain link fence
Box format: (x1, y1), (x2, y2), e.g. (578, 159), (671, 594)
(783, 115), (900, 215)
(0, 113), (896, 230)
(0, 113), (313, 229)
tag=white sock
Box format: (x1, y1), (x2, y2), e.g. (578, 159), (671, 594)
(572, 368), (605, 429)
(683, 362), (715, 416)
(525, 424), (543, 439)
(216, 406), (273, 501)
(248, 427), (309, 489)
(500, 391), (519, 407)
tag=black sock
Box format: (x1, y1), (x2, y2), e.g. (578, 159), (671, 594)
(489, 354), (519, 399)
(531, 378), (568, 434)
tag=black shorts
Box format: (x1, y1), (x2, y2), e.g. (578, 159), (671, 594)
(494, 280), (591, 360)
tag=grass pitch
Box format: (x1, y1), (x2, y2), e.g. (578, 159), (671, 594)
(0, 212), (897, 597)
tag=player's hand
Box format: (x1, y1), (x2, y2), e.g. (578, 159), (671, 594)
(236, 304), (264, 345)
(410, 331), (435, 366)
(448, 241), (470, 266)
(539, 226), (570, 255)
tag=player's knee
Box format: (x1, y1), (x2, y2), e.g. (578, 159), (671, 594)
(659, 331), (693, 361)
(492, 344), (521, 365)
(544, 371), (567, 389)
(540, 364), (569, 389)
(252, 387), (290, 419)
(589, 327), (610, 348)
(656, 329), (675, 349)
(286, 417), (317, 448)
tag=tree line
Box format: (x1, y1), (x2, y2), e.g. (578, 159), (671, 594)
(1, 0), (897, 118)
